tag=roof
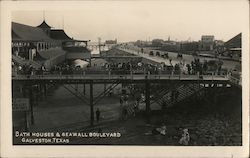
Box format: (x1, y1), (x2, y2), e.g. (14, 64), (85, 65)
(50, 29), (72, 40)
(37, 20), (52, 29)
(38, 47), (66, 59)
(12, 30), (21, 40)
(202, 35), (214, 38)
(225, 33), (241, 49)
(63, 46), (90, 53)
(12, 22), (53, 42)
(229, 48), (241, 51)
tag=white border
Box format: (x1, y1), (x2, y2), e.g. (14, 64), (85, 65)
(1, 1), (249, 158)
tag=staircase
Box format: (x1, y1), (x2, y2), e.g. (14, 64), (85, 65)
(62, 81), (121, 106)
(126, 102), (137, 116)
(124, 83), (204, 116)
(29, 60), (42, 69)
(150, 83), (183, 107)
(12, 55), (41, 69)
(153, 83), (205, 109)
(12, 55), (26, 66)
(93, 81), (120, 105)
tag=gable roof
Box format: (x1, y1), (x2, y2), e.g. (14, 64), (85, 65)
(12, 30), (21, 40)
(224, 33), (241, 49)
(37, 20), (52, 29)
(12, 22), (53, 42)
(63, 46), (90, 53)
(50, 29), (73, 40)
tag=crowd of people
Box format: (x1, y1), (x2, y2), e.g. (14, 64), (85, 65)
(12, 54), (225, 77)
(102, 61), (161, 74)
(12, 62), (35, 76)
(102, 59), (224, 76)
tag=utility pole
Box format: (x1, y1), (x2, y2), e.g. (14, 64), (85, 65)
(43, 10), (45, 21)
(90, 81), (94, 126)
(145, 78), (151, 123)
(98, 37), (101, 53)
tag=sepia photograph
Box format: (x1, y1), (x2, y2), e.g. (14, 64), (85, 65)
(1, 0), (249, 157)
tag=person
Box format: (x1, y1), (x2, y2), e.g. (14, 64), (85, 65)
(120, 96), (124, 106)
(27, 64), (33, 77)
(96, 108), (100, 122)
(152, 124), (167, 135)
(187, 64), (191, 75)
(169, 58), (172, 66)
(145, 124), (167, 136)
(122, 108), (128, 120)
(124, 95), (129, 105)
(133, 103), (137, 117)
(18, 65), (22, 74)
(179, 128), (190, 145)
(41, 65), (46, 75)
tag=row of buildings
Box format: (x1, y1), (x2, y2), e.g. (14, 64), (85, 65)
(161, 35), (219, 52)
(12, 20), (91, 69)
(135, 34), (241, 58)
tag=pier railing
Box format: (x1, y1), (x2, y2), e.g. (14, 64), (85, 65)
(12, 71), (228, 82)
(228, 75), (242, 86)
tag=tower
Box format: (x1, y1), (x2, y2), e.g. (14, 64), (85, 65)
(37, 11), (52, 36)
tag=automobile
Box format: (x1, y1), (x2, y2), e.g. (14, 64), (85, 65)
(161, 53), (169, 59)
(177, 53), (183, 58)
(156, 51), (160, 56)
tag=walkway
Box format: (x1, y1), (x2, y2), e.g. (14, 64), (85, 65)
(12, 74), (229, 84)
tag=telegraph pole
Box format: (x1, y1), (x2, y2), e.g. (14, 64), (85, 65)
(98, 37), (101, 53)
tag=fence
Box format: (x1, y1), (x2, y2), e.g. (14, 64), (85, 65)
(228, 75), (241, 86)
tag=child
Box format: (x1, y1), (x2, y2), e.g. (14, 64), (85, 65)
(179, 128), (190, 145)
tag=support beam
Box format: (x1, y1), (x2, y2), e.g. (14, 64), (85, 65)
(104, 84), (107, 96)
(29, 85), (34, 125)
(83, 84), (86, 95)
(34, 85), (39, 107)
(75, 84), (78, 91)
(145, 79), (151, 123)
(43, 84), (47, 97)
(90, 82), (94, 126)
(39, 84), (43, 100)
(22, 85), (27, 97)
(212, 85), (218, 108)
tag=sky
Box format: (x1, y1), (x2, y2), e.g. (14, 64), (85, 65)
(11, 0), (248, 43)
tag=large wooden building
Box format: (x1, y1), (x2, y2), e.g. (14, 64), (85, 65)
(224, 33), (241, 60)
(12, 20), (91, 68)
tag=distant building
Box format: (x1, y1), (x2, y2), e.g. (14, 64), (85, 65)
(105, 39), (117, 45)
(199, 35), (214, 51)
(214, 40), (225, 55)
(161, 41), (180, 52)
(180, 41), (199, 53)
(214, 40), (224, 47)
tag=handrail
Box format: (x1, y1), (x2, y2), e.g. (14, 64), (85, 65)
(12, 55), (41, 68)
(228, 75), (241, 86)
(12, 73), (229, 82)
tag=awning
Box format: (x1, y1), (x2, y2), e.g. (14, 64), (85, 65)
(229, 48), (241, 51)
